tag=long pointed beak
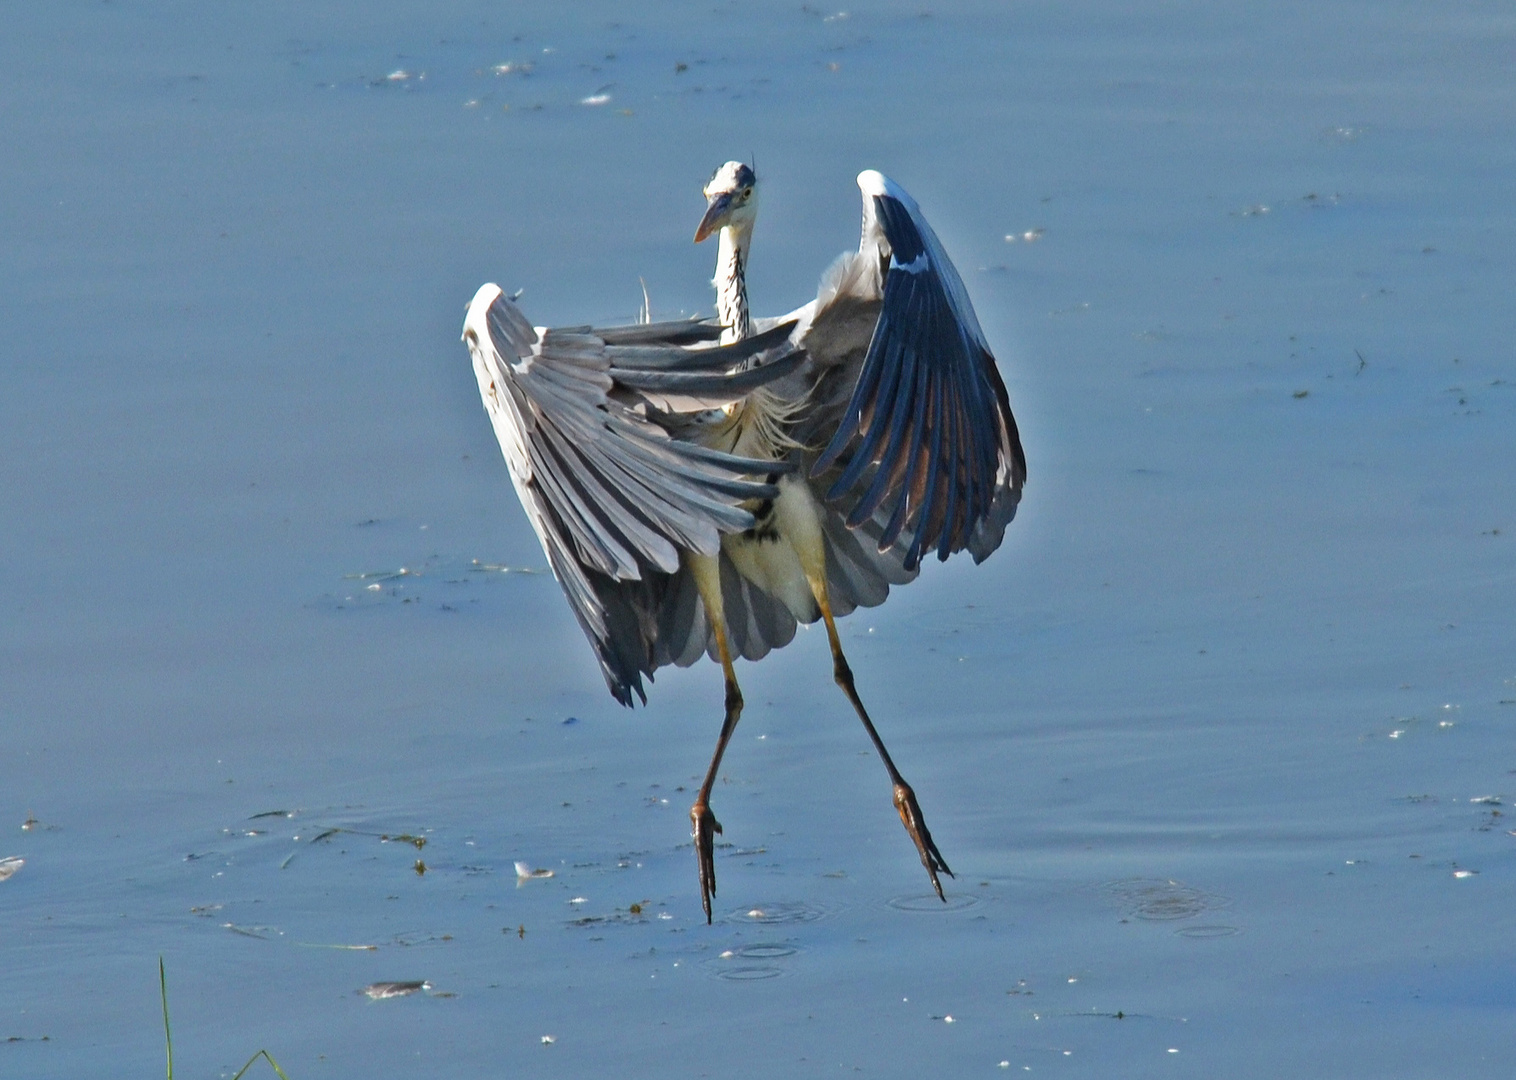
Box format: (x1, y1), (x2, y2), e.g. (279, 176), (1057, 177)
(694, 192), (733, 243)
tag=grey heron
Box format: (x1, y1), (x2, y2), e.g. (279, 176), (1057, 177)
(462, 163), (1025, 922)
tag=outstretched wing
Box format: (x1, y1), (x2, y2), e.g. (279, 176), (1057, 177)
(463, 284), (802, 703)
(810, 171), (1026, 571)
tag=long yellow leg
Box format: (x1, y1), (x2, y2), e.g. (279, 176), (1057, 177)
(777, 479), (953, 899)
(687, 552), (743, 924)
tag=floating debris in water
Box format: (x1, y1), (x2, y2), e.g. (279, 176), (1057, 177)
(1004, 229), (1044, 243)
(381, 833), (427, 849)
(0, 857), (23, 881)
(1470, 795), (1502, 805)
(568, 896), (588, 905)
(386, 70), (411, 82)
(515, 861), (554, 881)
(222, 922), (277, 939)
(363, 981), (428, 1000)
(1453, 869), (1478, 878)
(541, 1034), (556, 1045)
(345, 567), (413, 582)
(470, 559), (546, 574)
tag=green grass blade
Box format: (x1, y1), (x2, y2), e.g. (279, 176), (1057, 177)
(159, 957), (174, 1080)
(159, 959), (290, 1079)
(230, 1049), (293, 1080)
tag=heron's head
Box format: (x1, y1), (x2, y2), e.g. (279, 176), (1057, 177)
(694, 161), (758, 243)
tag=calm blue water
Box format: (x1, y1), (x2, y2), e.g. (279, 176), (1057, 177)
(4, 2), (1514, 1076)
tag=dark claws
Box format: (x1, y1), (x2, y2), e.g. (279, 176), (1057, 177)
(691, 801), (723, 923)
(893, 782), (953, 901)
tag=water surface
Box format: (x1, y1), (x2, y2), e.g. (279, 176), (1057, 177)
(3, 2), (1514, 1076)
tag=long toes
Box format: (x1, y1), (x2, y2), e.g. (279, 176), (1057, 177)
(691, 805), (723, 924)
(893, 784), (953, 898)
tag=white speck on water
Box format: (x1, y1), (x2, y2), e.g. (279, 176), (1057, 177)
(748, 909), (765, 918)
(385, 69), (410, 82)
(515, 861), (554, 880)
(1168, 1048), (1180, 1054)
(943, 1015), (955, 1023)
(366, 583), (381, 591)
(1067, 977), (1077, 983)
(1388, 730), (1404, 738)
(657, 912), (672, 920)
(569, 896), (588, 904)
(998, 1063), (1009, 1070)
(720, 949), (734, 958)
(1453, 869), (1478, 878)
(581, 93), (612, 106)
(1470, 796), (1501, 805)
(541, 1035), (555, 1045)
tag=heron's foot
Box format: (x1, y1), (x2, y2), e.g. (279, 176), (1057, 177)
(893, 781), (953, 901)
(690, 800), (723, 924)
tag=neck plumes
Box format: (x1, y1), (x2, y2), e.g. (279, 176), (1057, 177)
(713, 223), (751, 345)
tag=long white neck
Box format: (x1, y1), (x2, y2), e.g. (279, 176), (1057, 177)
(713, 223), (751, 344)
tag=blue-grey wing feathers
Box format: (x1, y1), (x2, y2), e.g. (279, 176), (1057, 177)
(810, 171), (1025, 571)
(463, 285), (801, 704)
